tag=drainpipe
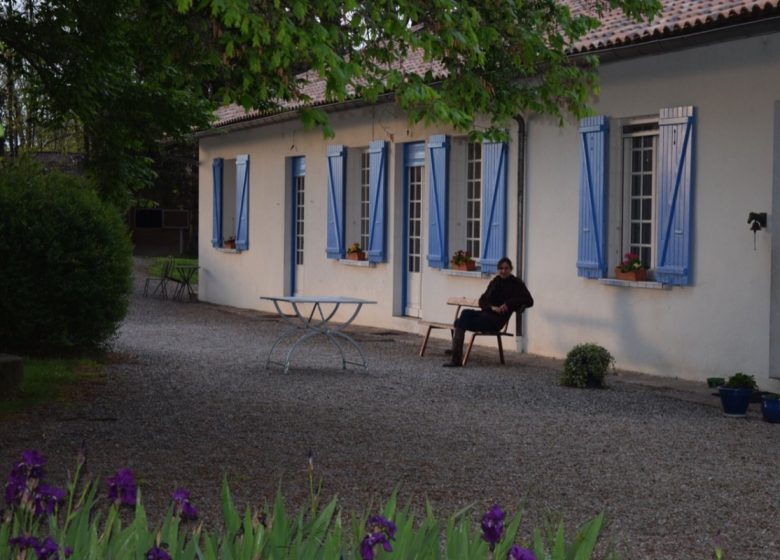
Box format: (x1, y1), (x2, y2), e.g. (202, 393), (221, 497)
(515, 115), (526, 337)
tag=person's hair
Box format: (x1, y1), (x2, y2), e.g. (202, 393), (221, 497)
(497, 257), (513, 270)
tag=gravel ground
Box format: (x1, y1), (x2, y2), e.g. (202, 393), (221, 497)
(1, 258), (779, 559)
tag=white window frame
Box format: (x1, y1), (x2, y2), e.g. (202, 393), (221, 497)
(621, 121), (658, 270)
(222, 158), (237, 244)
(294, 173), (305, 265)
(448, 137), (486, 266)
(608, 116), (660, 277)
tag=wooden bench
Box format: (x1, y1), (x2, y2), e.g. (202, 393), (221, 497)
(418, 297), (517, 365)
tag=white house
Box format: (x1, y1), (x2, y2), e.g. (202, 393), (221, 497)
(198, 0), (780, 390)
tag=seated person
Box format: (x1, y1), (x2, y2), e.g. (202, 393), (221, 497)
(444, 257), (533, 367)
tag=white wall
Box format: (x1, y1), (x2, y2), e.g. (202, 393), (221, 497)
(199, 105), (521, 342)
(525, 33), (780, 389)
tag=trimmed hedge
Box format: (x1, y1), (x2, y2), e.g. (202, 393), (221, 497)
(0, 158), (132, 355)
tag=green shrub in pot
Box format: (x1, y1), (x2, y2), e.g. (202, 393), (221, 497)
(723, 372), (757, 390)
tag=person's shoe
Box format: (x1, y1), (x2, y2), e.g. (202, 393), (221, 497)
(442, 360), (461, 367)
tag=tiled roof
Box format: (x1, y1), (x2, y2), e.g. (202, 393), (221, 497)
(212, 0), (780, 128)
(568, 0), (780, 54)
(213, 48), (446, 127)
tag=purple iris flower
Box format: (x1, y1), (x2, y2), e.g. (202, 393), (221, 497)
(9, 534), (40, 550)
(359, 532), (393, 560)
(367, 515), (397, 539)
(35, 536), (61, 560)
(19, 450), (47, 479)
(33, 484), (66, 517)
(508, 545), (536, 560)
(145, 546), (172, 560)
(171, 488), (199, 521)
(5, 472), (27, 506)
(481, 504), (505, 549)
(107, 468), (136, 506)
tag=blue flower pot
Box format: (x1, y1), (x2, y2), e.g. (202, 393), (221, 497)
(761, 396), (780, 423)
(718, 387), (753, 417)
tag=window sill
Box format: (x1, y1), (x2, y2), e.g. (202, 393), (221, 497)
(216, 248), (241, 254)
(440, 268), (487, 278)
(339, 259), (376, 268)
(599, 278), (669, 289)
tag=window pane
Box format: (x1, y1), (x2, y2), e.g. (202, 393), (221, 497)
(643, 147), (653, 171)
(642, 199), (652, 220)
(632, 149), (641, 171)
(642, 223), (651, 244)
(631, 223), (640, 243)
(632, 175), (641, 196)
(631, 199), (640, 220)
(643, 174), (652, 196)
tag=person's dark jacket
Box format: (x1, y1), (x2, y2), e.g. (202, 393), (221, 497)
(478, 275), (534, 314)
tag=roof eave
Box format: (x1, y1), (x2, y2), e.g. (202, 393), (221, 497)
(197, 93), (397, 138)
(571, 14), (780, 64)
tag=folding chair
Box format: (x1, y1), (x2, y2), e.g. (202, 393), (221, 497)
(143, 256), (175, 299)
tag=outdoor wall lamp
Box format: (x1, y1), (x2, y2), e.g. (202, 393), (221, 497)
(748, 211), (767, 250)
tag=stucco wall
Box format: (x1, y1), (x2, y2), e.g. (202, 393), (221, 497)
(525, 33), (780, 388)
(199, 105), (521, 342)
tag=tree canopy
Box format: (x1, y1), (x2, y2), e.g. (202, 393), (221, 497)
(0, 0), (661, 205)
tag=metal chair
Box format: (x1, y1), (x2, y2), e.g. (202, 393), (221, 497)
(143, 256), (175, 299)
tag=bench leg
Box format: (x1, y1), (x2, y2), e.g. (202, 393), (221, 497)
(462, 333), (477, 366)
(419, 325), (434, 356)
(497, 335), (505, 364)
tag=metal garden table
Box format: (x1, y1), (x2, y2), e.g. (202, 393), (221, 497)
(261, 295), (377, 373)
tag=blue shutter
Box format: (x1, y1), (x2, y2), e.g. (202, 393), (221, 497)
(235, 155), (249, 251)
(576, 116), (608, 278)
(427, 134), (449, 268)
(212, 158), (223, 248)
(480, 141), (508, 274)
(367, 140), (387, 262)
(326, 145), (346, 259)
(656, 106), (695, 285)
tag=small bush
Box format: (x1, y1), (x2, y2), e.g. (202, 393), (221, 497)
(561, 343), (614, 388)
(0, 158), (132, 355)
(724, 372), (757, 390)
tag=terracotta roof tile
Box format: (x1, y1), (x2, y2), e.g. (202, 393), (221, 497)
(568, 0), (780, 53)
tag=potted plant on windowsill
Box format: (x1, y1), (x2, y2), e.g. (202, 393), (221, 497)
(718, 372), (758, 417)
(223, 236), (236, 250)
(615, 252), (648, 281)
(346, 242), (366, 261)
(450, 250), (477, 271)
(761, 392), (780, 423)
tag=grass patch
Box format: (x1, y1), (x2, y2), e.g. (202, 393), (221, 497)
(148, 256), (198, 284)
(0, 358), (104, 415)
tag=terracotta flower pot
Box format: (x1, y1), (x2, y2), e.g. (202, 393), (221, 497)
(347, 251), (366, 261)
(451, 261), (477, 271)
(614, 267), (648, 281)
(223, 240), (236, 249)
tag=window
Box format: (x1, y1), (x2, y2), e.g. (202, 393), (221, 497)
(466, 142), (482, 259)
(294, 172), (305, 265)
(576, 107), (695, 285)
(407, 163), (423, 273)
(429, 135), (508, 273)
(211, 155), (249, 250)
(326, 142), (387, 261)
(360, 150), (370, 250)
(622, 122), (658, 269)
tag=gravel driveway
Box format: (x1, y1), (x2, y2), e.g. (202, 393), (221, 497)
(1, 259), (778, 559)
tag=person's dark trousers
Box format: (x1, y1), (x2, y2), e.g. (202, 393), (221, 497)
(443, 310), (508, 367)
(443, 328), (465, 367)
